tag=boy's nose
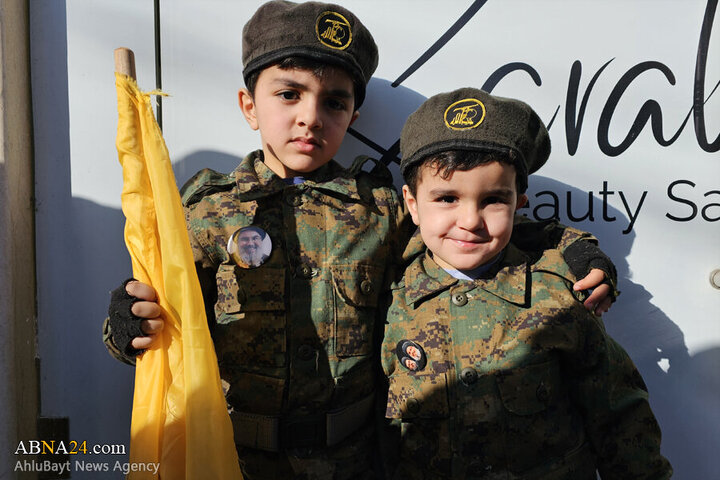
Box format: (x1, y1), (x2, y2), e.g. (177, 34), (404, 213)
(297, 99), (323, 129)
(457, 206), (484, 231)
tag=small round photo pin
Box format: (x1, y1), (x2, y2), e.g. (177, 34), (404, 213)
(396, 340), (427, 371)
(227, 226), (272, 268)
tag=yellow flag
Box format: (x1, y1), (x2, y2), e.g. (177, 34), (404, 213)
(115, 72), (242, 479)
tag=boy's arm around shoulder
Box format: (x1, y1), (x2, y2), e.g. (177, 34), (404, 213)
(565, 307), (672, 479)
(352, 156), (417, 285)
(513, 216), (619, 314)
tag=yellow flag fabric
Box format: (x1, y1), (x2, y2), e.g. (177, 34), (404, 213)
(115, 73), (242, 480)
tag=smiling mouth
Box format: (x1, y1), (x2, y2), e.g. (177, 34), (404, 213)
(448, 238), (487, 248)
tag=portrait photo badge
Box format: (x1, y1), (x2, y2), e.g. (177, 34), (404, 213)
(444, 97), (486, 131)
(227, 226), (272, 269)
(396, 340), (427, 372)
(315, 11), (352, 50)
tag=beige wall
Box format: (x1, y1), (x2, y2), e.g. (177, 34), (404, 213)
(0, 0), (38, 478)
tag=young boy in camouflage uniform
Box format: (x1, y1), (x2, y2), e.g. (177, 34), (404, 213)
(104, 2), (618, 479)
(381, 87), (672, 479)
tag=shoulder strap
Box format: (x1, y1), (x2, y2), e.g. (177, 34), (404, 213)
(180, 168), (236, 206)
(349, 155), (393, 182)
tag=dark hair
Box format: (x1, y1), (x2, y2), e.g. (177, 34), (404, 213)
(244, 56), (361, 111)
(404, 150), (525, 196)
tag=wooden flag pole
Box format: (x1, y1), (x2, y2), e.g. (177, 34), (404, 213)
(114, 47), (136, 80)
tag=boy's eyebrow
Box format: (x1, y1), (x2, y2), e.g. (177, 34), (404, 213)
(325, 88), (353, 99)
(428, 187), (515, 197)
(271, 78), (308, 90)
(427, 188), (459, 197)
(483, 187), (515, 197)
(428, 188), (515, 198)
(271, 77), (353, 98)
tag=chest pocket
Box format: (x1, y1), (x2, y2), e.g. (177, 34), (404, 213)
(496, 359), (585, 473)
(385, 371), (450, 419)
(331, 264), (383, 357)
(497, 360), (561, 415)
(386, 371), (452, 475)
(213, 264), (287, 368)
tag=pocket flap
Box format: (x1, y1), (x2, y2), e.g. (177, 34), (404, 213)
(331, 264), (383, 308)
(386, 372), (449, 419)
(215, 264), (285, 316)
(497, 360), (560, 415)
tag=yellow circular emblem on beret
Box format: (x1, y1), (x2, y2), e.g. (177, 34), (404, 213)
(315, 11), (352, 50)
(444, 98), (486, 131)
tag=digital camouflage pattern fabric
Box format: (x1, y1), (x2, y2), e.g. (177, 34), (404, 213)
(182, 150), (410, 480)
(381, 243), (671, 480)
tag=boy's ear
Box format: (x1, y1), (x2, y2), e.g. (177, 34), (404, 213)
(516, 193), (528, 210)
(402, 185), (421, 226)
(349, 110), (360, 127)
(238, 88), (259, 130)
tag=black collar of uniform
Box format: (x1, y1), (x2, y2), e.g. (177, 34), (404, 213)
(404, 244), (532, 308)
(234, 150), (362, 202)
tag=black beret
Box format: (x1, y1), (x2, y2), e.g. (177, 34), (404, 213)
(242, 1), (378, 108)
(400, 88), (551, 191)
(241, 226), (267, 240)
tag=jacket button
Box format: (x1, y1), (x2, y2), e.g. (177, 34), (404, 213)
(536, 382), (549, 403)
(360, 279), (373, 295)
(451, 292), (468, 306)
(460, 367), (477, 385)
(406, 397), (421, 414)
(297, 344), (315, 361)
(296, 264), (313, 278)
(286, 194), (302, 207)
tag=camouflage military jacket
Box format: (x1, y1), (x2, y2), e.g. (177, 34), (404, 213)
(181, 150), (408, 425)
(381, 244), (671, 480)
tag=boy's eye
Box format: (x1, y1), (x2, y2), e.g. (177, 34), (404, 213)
(483, 196), (509, 206)
(436, 195), (457, 204)
(325, 98), (347, 111)
(278, 91), (299, 100)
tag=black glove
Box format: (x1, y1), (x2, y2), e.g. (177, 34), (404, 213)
(108, 278), (146, 357)
(563, 241), (619, 300)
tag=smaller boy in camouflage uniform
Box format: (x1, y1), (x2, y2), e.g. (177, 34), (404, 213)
(381, 88), (672, 479)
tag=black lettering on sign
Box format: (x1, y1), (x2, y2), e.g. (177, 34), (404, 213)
(350, 0), (719, 162)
